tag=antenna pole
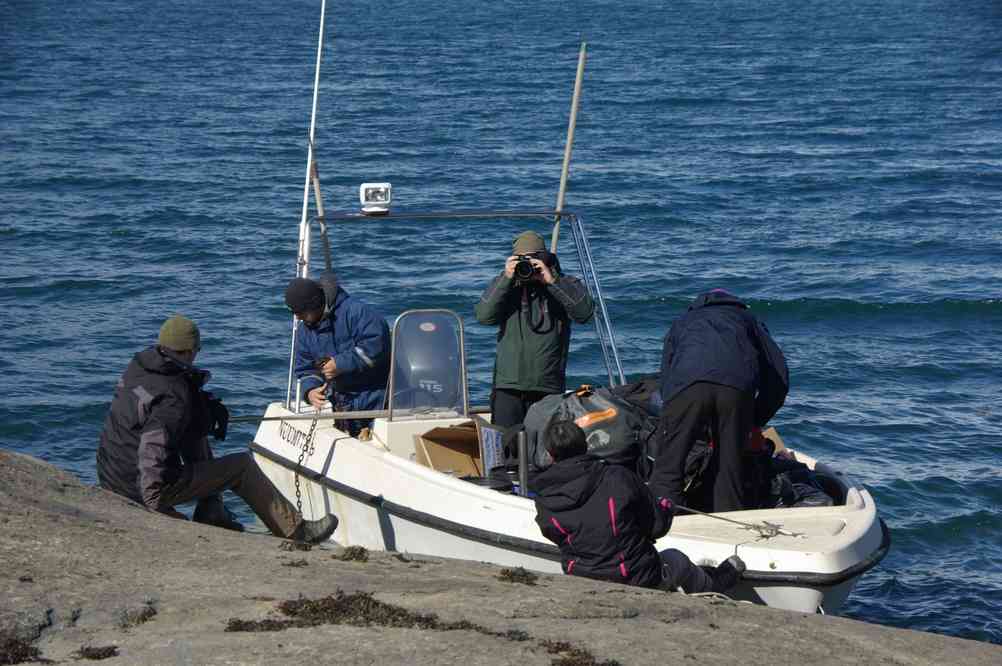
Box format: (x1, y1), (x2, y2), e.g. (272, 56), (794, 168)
(288, 0), (329, 407)
(551, 42), (587, 252)
(296, 0), (328, 279)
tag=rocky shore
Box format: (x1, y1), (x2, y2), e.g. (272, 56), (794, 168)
(1, 448), (998, 665)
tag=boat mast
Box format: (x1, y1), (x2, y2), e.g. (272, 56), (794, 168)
(296, 0), (328, 279)
(548, 44), (626, 386)
(287, 0), (330, 407)
(550, 42), (587, 252)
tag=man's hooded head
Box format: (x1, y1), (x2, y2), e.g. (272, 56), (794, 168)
(285, 278), (326, 328)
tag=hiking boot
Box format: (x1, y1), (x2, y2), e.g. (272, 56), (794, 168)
(710, 555), (746, 593)
(193, 497), (245, 533)
(289, 514), (339, 544)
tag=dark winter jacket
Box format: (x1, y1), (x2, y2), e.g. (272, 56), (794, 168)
(475, 270), (594, 394)
(294, 286), (390, 413)
(96, 346), (214, 511)
(532, 454), (674, 588)
(660, 291), (789, 427)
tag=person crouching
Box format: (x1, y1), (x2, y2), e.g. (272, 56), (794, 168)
(532, 419), (745, 594)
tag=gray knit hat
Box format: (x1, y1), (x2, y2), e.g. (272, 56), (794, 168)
(158, 314), (201, 352)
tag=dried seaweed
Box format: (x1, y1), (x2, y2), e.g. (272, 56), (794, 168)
(497, 567), (538, 586)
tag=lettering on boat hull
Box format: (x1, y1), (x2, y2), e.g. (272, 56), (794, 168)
(279, 421), (309, 450)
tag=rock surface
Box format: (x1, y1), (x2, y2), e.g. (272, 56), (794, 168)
(1, 448), (998, 665)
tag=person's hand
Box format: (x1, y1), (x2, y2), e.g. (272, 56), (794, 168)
(318, 357), (338, 380)
(307, 384), (328, 409)
(205, 394), (229, 441)
(504, 256), (519, 279)
(531, 257), (556, 285)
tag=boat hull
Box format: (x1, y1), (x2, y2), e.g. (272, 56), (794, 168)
(252, 403), (888, 614)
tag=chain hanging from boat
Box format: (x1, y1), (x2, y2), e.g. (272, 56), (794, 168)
(293, 411), (321, 516)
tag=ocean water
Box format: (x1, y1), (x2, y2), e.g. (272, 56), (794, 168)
(2, 0), (1001, 645)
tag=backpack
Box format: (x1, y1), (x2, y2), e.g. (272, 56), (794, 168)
(519, 386), (651, 472)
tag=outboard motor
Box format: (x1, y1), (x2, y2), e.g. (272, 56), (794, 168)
(390, 311), (465, 412)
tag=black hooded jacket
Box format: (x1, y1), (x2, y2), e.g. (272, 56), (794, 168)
(659, 291), (790, 427)
(532, 454), (673, 588)
(96, 346), (214, 511)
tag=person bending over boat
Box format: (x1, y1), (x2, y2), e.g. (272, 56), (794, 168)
(475, 230), (594, 428)
(648, 290), (789, 513)
(96, 314), (338, 543)
(532, 420), (745, 594)
(284, 274), (390, 437)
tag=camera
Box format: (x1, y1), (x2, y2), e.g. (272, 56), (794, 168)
(513, 251), (554, 281)
(514, 254), (537, 280)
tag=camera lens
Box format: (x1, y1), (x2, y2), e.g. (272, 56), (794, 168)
(514, 259), (535, 280)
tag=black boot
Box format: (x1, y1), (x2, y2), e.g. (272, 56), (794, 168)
(193, 496), (245, 533)
(710, 555), (746, 593)
(289, 514), (339, 544)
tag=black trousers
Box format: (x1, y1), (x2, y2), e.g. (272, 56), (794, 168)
(658, 548), (715, 593)
(160, 452), (300, 538)
(649, 382), (754, 513)
(490, 388), (551, 428)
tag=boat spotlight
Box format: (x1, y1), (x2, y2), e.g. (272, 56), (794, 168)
(360, 182), (391, 215)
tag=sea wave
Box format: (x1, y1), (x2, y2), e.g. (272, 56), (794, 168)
(604, 295), (1002, 319)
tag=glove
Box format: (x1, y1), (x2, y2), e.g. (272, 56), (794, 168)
(205, 394), (229, 441)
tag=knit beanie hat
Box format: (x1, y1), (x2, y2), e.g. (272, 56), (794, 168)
(512, 230), (546, 255)
(158, 315), (201, 352)
(284, 277), (326, 313)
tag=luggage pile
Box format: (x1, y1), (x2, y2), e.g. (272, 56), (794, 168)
(509, 376), (837, 510)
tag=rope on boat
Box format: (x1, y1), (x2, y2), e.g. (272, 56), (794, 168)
(684, 591), (754, 604)
(675, 503), (805, 539)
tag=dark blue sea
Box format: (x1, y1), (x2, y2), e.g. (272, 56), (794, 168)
(2, 0), (1000, 645)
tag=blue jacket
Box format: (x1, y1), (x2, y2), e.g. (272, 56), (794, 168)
(293, 286), (390, 413)
(659, 291), (789, 427)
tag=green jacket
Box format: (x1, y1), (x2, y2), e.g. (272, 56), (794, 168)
(475, 272), (595, 393)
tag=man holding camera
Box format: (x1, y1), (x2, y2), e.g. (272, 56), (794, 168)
(476, 230), (595, 428)
(97, 314), (338, 543)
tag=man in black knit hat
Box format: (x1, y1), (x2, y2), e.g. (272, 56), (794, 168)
(97, 314), (338, 543)
(284, 274), (390, 437)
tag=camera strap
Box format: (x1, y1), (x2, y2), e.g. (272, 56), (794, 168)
(520, 284), (553, 334)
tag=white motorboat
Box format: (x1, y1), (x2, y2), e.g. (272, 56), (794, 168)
(251, 1), (889, 615)
(251, 355), (888, 615)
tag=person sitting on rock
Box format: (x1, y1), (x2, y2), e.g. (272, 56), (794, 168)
(531, 419), (745, 594)
(96, 314), (337, 543)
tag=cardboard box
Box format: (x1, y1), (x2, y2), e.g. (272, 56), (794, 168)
(414, 422), (483, 477)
